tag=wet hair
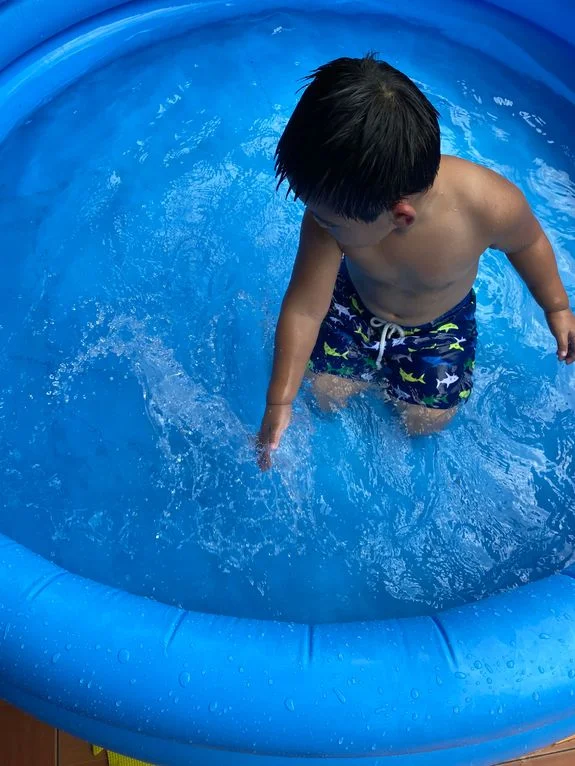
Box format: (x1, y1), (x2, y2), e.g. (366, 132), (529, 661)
(275, 54), (441, 222)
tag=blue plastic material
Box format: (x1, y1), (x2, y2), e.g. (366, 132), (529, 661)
(0, 2), (575, 765)
(484, 0), (575, 47)
(1, 0), (575, 144)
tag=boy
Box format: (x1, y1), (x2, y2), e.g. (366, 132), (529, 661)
(257, 55), (575, 471)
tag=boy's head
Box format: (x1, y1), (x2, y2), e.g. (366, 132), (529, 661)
(275, 54), (440, 246)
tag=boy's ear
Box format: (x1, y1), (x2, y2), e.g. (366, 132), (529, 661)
(391, 201), (416, 228)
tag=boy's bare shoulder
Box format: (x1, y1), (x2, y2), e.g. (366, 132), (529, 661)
(443, 155), (519, 200)
(441, 155), (528, 230)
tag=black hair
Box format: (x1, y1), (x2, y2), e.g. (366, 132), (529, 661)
(275, 54), (441, 222)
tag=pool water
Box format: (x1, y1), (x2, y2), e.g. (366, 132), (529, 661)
(0, 6), (574, 624)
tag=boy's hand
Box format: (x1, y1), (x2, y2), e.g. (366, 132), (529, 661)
(256, 404), (292, 471)
(546, 308), (575, 364)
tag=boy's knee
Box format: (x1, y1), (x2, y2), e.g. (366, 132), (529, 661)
(312, 373), (367, 411)
(400, 404), (457, 436)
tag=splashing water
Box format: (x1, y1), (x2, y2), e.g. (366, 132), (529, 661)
(0, 7), (574, 622)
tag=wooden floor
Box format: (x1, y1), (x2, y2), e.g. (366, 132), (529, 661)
(1, 700), (575, 765)
(59, 731), (108, 766)
(503, 739), (575, 765)
(0, 701), (107, 766)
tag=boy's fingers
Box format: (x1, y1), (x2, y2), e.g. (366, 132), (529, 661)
(255, 436), (271, 469)
(256, 430), (276, 471)
(557, 333), (568, 360)
(258, 449), (272, 471)
(270, 416), (291, 449)
(256, 409), (291, 470)
(269, 427), (283, 450)
(557, 331), (575, 363)
(566, 332), (575, 364)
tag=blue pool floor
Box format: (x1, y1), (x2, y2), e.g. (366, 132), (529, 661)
(0, 7), (573, 623)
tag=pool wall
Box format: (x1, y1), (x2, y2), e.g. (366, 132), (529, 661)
(3, 535), (575, 766)
(1, 1), (575, 765)
(485, 0), (575, 47)
(1, 0), (575, 144)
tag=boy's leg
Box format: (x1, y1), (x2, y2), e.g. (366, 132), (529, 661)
(394, 401), (458, 435)
(311, 372), (369, 411)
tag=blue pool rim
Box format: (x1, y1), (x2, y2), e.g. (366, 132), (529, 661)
(0, 2), (574, 764)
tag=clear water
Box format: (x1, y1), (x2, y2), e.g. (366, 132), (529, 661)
(0, 7), (574, 624)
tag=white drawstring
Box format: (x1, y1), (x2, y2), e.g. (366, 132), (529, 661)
(370, 317), (405, 369)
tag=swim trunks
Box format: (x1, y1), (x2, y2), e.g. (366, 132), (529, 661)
(309, 260), (477, 409)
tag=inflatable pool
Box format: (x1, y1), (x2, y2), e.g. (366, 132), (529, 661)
(1, 1), (575, 764)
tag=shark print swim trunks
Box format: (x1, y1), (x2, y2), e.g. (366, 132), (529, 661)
(309, 260), (478, 410)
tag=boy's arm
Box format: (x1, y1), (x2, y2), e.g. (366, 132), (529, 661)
(481, 173), (575, 364)
(256, 210), (342, 470)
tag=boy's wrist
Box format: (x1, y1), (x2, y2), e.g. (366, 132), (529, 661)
(266, 378), (297, 406)
(541, 288), (570, 315)
(544, 304), (570, 316)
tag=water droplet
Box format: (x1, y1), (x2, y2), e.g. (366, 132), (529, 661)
(209, 701), (218, 713)
(506, 660), (515, 669)
(532, 692), (540, 702)
(539, 633), (551, 640)
(115, 700), (122, 708)
(474, 661), (482, 669)
(411, 688), (420, 700)
(268, 678), (274, 686)
(284, 698), (295, 712)
(65, 644), (72, 652)
(118, 649), (130, 664)
(337, 653), (344, 661)
(179, 672), (191, 688)
(453, 706), (460, 714)
(338, 737), (344, 746)
(130, 679), (137, 686)
(238, 666), (244, 673)
(51, 653), (61, 664)
(333, 688), (346, 704)
(538, 666), (545, 674)
(455, 672), (467, 679)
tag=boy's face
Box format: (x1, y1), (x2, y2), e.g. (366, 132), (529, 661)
(308, 203), (401, 248)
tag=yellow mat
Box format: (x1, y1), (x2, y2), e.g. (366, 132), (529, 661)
(93, 745), (155, 766)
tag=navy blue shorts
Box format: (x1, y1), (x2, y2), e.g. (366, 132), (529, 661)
(309, 261), (477, 409)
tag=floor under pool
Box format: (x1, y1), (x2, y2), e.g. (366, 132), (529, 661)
(0, 6), (574, 625)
